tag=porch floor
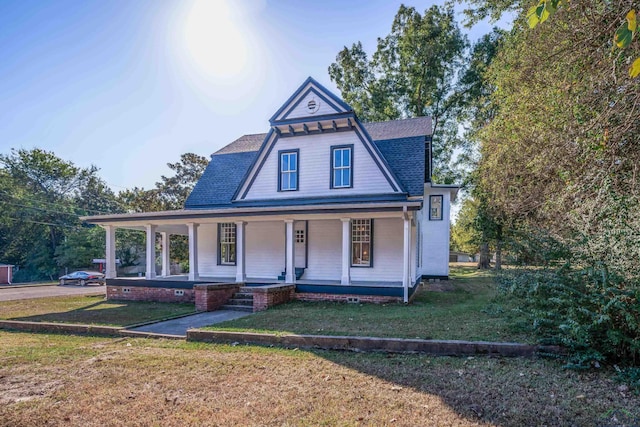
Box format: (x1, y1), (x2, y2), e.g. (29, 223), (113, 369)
(114, 275), (404, 288)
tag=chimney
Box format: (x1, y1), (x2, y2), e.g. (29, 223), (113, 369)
(425, 136), (432, 183)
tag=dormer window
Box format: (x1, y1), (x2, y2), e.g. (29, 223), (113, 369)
(279, 150), (299, 191)
(331, 145), (353, 189)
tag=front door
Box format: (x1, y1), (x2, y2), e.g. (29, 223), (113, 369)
(294, 221), (307, 269)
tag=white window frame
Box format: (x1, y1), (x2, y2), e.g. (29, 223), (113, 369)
(331, 146), (353, 189)
(218, 223), (236, 265)
(351, 219), (372, 267)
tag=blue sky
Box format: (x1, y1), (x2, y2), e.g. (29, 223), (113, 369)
(0, 0), (507, 191)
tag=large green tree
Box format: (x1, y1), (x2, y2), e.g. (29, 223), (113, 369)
(464, 0), (640, 366)
(0, 148), (117, 279)
(329, 4), (468, 183)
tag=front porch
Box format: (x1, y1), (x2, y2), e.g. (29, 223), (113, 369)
(87, 202), (421, 303)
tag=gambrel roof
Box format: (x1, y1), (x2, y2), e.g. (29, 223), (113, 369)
(186, 116), (431, 209)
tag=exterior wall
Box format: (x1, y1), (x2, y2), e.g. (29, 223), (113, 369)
(283, 91), (341, 119)
(246, 221), (285, 279)
(292, 218), (405, 283)
(411, 221), (417, 283)
(107, 285), (195, 303)
(252, 284), (295, 312)
(194, 283), (240, 312)
(306, 219), (342, 281)
(350, 217), (403, 283)
(243, 131), (395, 200)
(0, 266), (11, 284)
(420, 187), (452, 278)
(294, 292), (401, 304)
(197, 223), (235, 278)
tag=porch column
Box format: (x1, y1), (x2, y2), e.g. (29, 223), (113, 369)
(105, 225), (117, 279)
(160, 232), (170, 277)
(403, 216), (411, 303)
(341, 218), (351, 285)
(145, 224), (157, 280)
(235, 221), (246, 283)
(188, 223), (199, 281)
(285, 219), (295, 283)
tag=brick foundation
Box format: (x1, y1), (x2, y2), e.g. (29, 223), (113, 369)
(293, 292), (402, 304)
(107, 285), (195, 303)
(194, 283), (240, 312)
(252, 284), (295, 311)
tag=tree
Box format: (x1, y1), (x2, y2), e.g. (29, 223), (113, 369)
(156, 153), (208, 210)
(466, 0), (640, 366)
(329, 4), (468, 183)
(451, 197), (481, 255)
(0, 148), (116, 279)
(116, 153), (208, 270)
(54, 226), (105, 270)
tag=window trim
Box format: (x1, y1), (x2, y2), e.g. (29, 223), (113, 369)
(351, 218), (373, 268)
(429, 195), (443, 221)
(217, 222), (237, 266)
(278, 149), (299, 192)
(330, 144), (354, 189)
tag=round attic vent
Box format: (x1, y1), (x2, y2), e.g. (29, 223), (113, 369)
(307, 98), (320, 114)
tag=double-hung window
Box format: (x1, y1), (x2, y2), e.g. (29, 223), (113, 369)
(351, 219), (372, 267)
(331, 145), (352, 188)
(218, 223), (236, 265)
(279, 150), (298, 191)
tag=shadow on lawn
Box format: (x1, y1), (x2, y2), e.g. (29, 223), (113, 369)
(315, 350), (640, 427)
(9, 299), (194, 327)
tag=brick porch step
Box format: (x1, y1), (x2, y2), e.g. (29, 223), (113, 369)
(221, 287), (255, 312)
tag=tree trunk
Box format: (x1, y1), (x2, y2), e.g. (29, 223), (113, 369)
(478, 242), (491, 269)
(494, 240), (502, 270)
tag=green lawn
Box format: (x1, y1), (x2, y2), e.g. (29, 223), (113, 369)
(0, 295), (195, 327)
(208, 264), (530, 342)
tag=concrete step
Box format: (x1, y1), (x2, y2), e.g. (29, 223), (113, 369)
(239, 287), (257, 293)
(221, 304), (253, 312)
(225, 298), (253, 305)
(234, 291), (254, 298)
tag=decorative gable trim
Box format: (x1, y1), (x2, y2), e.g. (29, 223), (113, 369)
(270, 77), (352, 124)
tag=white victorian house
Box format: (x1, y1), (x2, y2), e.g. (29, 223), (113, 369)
(83, 77), (457, 304)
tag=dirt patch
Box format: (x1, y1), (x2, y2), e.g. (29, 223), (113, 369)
(0, 373), (63, 404)
(425, 280), (456, 292)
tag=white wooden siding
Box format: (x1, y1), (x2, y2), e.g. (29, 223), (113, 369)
(246, 221), (285, 279)
(305, 220), (342, 281)
(420, 188), (451, 277)
(350, 218), (403, 283)
(243, 131), (395, 200)
(283, 91), (341, 120)
(196, 223), (235, 277)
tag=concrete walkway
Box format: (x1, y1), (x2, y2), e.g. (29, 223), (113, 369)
(129, 310), (252, 337)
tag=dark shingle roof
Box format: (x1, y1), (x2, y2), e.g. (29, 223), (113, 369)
(184, 151), (258, 208)
(373, 137), (425, 196)
(186, 116), (430, 208)
(362, 117), (432, 140)
(213, 117), (432, 156)
(214, 133), (267, 155)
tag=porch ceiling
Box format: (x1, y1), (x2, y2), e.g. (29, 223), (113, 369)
(81, 201), (422, 228)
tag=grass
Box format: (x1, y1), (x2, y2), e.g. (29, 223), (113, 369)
(207, 264), (530, 342)
(0, 295), (195, 327)
(0, 330), (637, 426)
